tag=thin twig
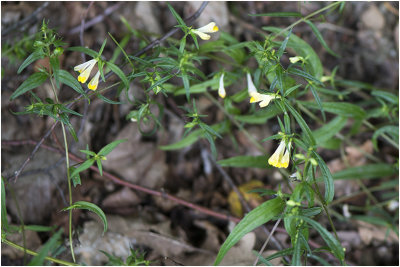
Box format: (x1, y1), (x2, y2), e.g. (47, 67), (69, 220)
(253, 217), (282, 266)
(2, 2), (49, 37)
(67, 2), (123, 35)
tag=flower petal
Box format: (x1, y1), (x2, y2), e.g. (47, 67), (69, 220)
(218, 74), (226, 98)
(196, 22), (218, 33)
(74, 59), (97, 73)
(192, 30), (211, 40)
(88, 71), (100, 90)
(247, 73), (257, 95)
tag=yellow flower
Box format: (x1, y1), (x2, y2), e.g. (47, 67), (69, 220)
(218, 73), (226, 98)
(289, 56), (304, 64)
(74, 59), (97, 84)
(268, 140), (291, 168)
(88, 71), (100, 90)
(247, 73), (257, 95)
(192, 22), (219, 40)
(250, 92), (275, 108)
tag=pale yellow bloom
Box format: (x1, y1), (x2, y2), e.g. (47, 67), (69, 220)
(268, 140), (290, 168)
(88, 71), (101, 90)
(250, 92), (275, 108)
(289, 56), (304, 64)
(192, 22), (219, 40)
(74, 59), (97, 84)
(218, 74), (226, 98)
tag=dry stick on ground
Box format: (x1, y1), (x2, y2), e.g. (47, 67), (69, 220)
(2, 2), (49, 37)
(2, 139), (240, 224)
(9, 1), (209, 183)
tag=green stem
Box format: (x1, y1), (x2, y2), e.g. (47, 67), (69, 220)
(49, 71), (75, 263)
(60, 122), (75, 263)
(311, 167), (340, 242)
(273, 1), (343, 38)
(1, 238), (78, 266)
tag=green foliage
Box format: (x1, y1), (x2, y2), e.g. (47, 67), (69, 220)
(214, 197), (285, 265)
(28, 229), (63, 265)
(101, 248), (151, 266)
(63, 201), (108, 234)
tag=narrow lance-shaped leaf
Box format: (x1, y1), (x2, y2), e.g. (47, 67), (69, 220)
(284, 100), (316, 146)
(63, 201), (108, 234)
(277, 27), (292, 59)
(214, 197), (285, 265)
(58, 69), (87, 97)
(305, 20), (339, 58)
(18, 50), (44, 74)
(10, 72), (48, 100)
(68, 46), (98, 58)
(98, 139), (127, 156)
(312, 151), (334, 203)
(106, 61), (129, 90)
(28, 229), (63, 266)
(70, 158), (95, 178)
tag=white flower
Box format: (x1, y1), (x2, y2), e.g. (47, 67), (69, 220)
(268, 140), (291, 168)
(218, 74), (226, 98)
(249, 92), (275, 108)
(88, 71), (100, 90)
(74, 59), (97, 84)
(191, 22), (219, 40)
(247, 73), (257, 95)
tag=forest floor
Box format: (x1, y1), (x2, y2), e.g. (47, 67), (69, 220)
(1, 1), (399, 266)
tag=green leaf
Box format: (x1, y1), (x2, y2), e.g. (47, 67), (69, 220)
(1, 177), (9, 232)
(96, 158), (103, 176)
(214, 197), (285, 265)
(167, 3), (186, 27)
(28, 229), (63, 266)
(312, 152), (334, 203)
(106, 61), (129, 90)
(263, 26), (323, 79)
(22, 225), (56, 232)
(58, 69), (86, 96)
(96, 92), (122, 104)
(298, 101), (366, 119)
(313, 116), (347, 146)
(235, 104), (283, 124)
(68, 46), (98, 58)
(284, 101), (315, 146)
(296, 216), (345, 263)
(371, 90), (399, 104)
(17, 50), (44, 74)
(10, 72), (48, 100)
(69, 166), (81, 187)
(64, 201), (108, 234)
(309, 85), (325, 121)
(70, 158), (95, 178)
(98, 38), (107, 57)
(182, 73), (190, 101)
(50, 56), (60, 88)
(217, 155), (271, 169)
(250, 12), (302, 17)
(287, 67), (322, 85)
(332, 164), (397, 180)
(372, 126), (399, 150)
(160, 122), (227, 150)
(277, 28), (292, 59)
(98, 139), (127, 156)
(304, 20), (339, 58)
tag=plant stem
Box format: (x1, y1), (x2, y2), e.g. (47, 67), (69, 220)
(60, 122), (75, 263)
(311, 168), (340, 242)
(1, 238), (78, 266)
(49, 71), (75, 263)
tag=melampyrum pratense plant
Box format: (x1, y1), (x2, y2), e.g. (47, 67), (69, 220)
(3, 1), (398, 265)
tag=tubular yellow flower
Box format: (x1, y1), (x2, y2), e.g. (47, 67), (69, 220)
(268, 140), (291, 168)
(250, 92), (274, 108)
(192, 22), (219, 40)
(218, 74), (226, 98)
(74, 59), (97, 84)
(88, 71), (100, 90)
